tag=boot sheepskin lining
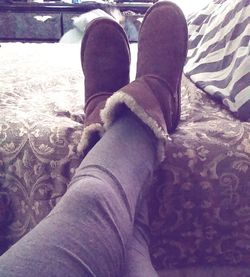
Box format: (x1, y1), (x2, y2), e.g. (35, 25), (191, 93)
(77, 123), (104, 154)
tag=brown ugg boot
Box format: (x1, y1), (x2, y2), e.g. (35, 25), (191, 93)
(77, 17), (130, 154)
(101, 1), (188, 162)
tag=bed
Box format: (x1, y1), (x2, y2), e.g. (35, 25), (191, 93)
(0, 0), (250, 275)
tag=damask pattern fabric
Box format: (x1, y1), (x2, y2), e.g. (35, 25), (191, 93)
(158, 266), (250, 277)
(0, 43), (85, 246)
(0, 43), (250, 271)
(149, 77), (250, 270)
(185, 0), (250, 121)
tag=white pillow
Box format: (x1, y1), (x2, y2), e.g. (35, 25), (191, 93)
(73, 9), (114, 34)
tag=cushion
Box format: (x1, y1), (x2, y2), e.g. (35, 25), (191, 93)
(184, 0), (250, 121)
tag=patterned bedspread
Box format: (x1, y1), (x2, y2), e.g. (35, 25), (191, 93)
(149, 76), (250, 270)
(0, 43), (85, 250)
(0, 43), (250, 272)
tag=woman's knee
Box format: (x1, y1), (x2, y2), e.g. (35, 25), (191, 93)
(54, 176), (111, 212)
(72, 176), (114, 207)
(50, 168), (132, 234)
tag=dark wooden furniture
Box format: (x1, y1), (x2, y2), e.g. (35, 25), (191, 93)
(0, 1), (151, 42)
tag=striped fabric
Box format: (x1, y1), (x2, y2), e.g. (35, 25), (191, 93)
(184, 0), (250, 121)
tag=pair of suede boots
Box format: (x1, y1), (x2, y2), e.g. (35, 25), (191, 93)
(78, 1), (188, 163)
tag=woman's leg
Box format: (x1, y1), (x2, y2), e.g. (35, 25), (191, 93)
(0, 109), (157, 277)
(0, 2), (187, 276)
(98, 2), (187, 275)
(124, 196), (159, 277)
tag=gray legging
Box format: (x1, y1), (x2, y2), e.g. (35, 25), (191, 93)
(0, 110), (158, 277)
